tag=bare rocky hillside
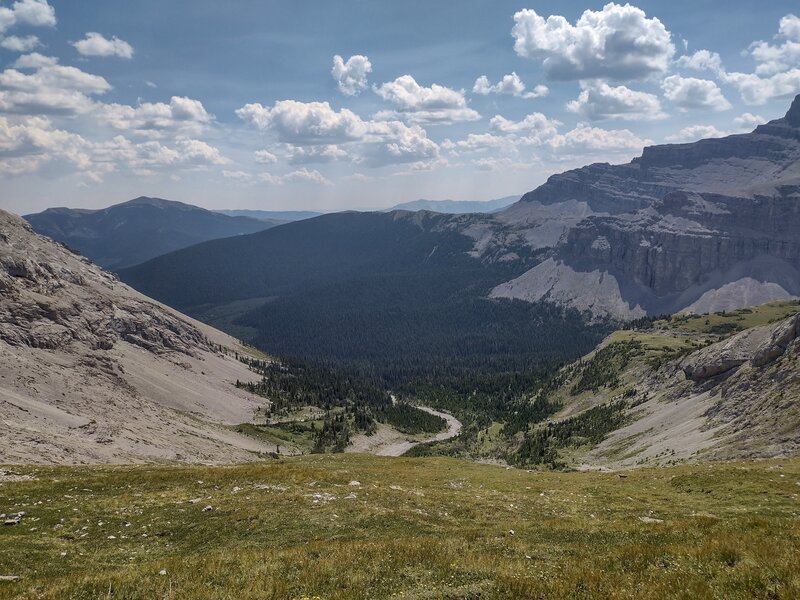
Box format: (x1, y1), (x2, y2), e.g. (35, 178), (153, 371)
(531, 303), (800, 469)
(0, 209), (274, 464)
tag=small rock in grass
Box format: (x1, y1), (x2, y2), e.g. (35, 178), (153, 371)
(638, 516), (663, 524)
(202, 505), (213, 512)
(158, 569), (167, 576)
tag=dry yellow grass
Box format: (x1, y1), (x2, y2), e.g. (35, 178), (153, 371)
(1, 455), (799, 599)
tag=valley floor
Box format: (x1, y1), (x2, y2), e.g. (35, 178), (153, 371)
(346, 407), (462, 457)
(1, 455), (799, 599)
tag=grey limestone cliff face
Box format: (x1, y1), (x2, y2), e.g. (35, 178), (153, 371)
(0, 208), (273, 464)
(560, 187), (800, 304)
(0, 210), (210, 355)
(495, 95), (800, 318)
(520, 96), (800, 215)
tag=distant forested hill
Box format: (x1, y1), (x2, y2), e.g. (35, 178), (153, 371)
(25, 197), (278, 270)
(120, 210), (608, 383)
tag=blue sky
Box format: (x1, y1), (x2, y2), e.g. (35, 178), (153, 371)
(1, 0), (799, 213)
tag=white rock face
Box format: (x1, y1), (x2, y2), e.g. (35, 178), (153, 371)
(489, 258), (646, 320)
(682, 279), (796, 315)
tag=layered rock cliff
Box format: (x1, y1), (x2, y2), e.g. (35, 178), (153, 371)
(491, 95), (800, 318)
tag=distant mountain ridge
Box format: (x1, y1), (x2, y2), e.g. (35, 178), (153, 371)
(387, 196), (518, 214)
(119, 210), (605, 381)
(24, 197), (278, 270)
(115, 96), (800, 381)
(215, 209), (323, 222)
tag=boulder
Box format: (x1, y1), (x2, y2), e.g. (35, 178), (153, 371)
(682, 326), (772, 381)
(751, 314), (800, 367)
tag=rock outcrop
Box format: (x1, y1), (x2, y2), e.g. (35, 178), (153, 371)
(682, 326), (772, 382)
(0, 209), (275, 464)
(491, 96), (800, 319)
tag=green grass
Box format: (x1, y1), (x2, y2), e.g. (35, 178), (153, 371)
(234, 422), (321, 455)
(1, 456), (799, 599)
(658, 301), (800, 335)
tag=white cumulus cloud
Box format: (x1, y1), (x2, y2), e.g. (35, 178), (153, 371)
(566, 82), (665, 121)
(12, 52), (56, 69)
(472, 72), (548, 98)
(100, 96), (213, 137)
(331, 54), (372, 96)
(675, 49), (724, 75)
(661, 75), (731, 111)
(548, 123), (651, 152)
(71, 32), (134, 59)
(236, 100), (367, 144)
(0, 0), (55, 34)
(259, 168), (332, 186)
(0, 62), (111, 115)
(749, 14), (800, 76)
(511, 3), (674, 81)
(665, 124), (727, 143)
(489, 112), (561, 139)
(373, 75), (480, 124)
(733, 112), (765, 130)
(236, 98), (440, 168)
(254, 149), (277, 164)
(0, 34), (39, 52)
(718, 15), (800, 105)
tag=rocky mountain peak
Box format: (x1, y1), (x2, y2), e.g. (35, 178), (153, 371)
(784, 94), (800, 128)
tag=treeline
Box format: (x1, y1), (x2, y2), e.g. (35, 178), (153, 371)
(570, 342), (641, 395)
(374, 403), (446, 435)
(509, 389), (645, 468)
(236, 357), (445, 451)
(238, 274), (611, 389)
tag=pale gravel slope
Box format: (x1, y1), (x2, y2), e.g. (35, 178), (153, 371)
(0, 209), (277, 464)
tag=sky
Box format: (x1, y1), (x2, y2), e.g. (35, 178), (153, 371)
(0, 0), (799, 214)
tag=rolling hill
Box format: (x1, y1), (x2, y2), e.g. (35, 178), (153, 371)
(24, 197), (279, 270)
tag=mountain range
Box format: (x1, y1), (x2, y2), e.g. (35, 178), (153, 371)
(215, 209), (323, 222)
(120, 209), (604, 381)
(118, 96), (800, 379)
(491, 96), (800, 318)
(7, 95), (800, 466)
(4, 202), (799, 466)
(386, 196), (519, 214)
(24, 197), (279, 270)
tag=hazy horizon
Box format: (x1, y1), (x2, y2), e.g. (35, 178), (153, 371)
(1, 0), (799, 214)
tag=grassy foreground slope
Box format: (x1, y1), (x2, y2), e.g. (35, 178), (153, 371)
(1, 455), (799, 599)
